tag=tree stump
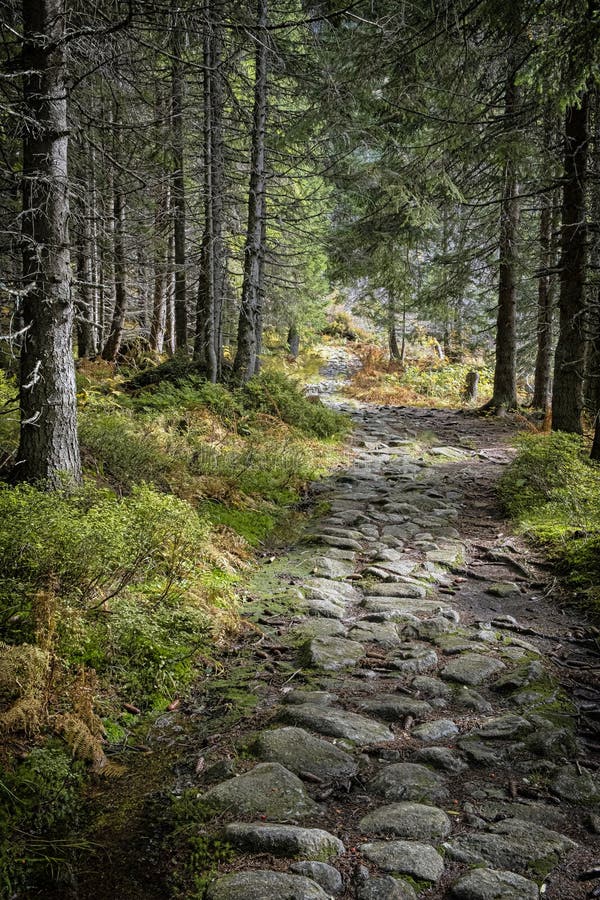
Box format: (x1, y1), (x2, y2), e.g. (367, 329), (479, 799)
(463, 371), (479, 402)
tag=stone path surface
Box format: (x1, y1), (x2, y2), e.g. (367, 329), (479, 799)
(194, 353), (600, 900)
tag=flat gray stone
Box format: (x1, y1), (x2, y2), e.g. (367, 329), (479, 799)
(426, 548), (464, 566)
(370, 763), (449, 804)
(368, 582), (427, 599)
(486, 582), (521, 598)
(450, 868), (539, 899)
(292, 619), (347, 638)
(472, 799), (567, 831)
(223, 822), (344, 858)
(307, 635), (364, 670)
(358, 695), (432, 722)
(453, 686), (493, 714)
(442, 653), (506, 686)
(200, 762), (317, 821)
(364, 598), (449, 617)
(357, 876), (417, 899)
(412, 676), (451, 699)
(289, 862), (343, 895)
(282, 704), (394, 746)
(315, 533), (363, 551)
(412, 746), (469, 775)
(304, 577), (362, 604)
(359, 802), (451, 841)
(255, 727), (357, 780)
(469, 715), (532, 740)
(388, 646), (438, 674)
(349, 621), (402, 648)
(411, 718), (459, 742)
(312, 556), (355, 579)
(205, 871), (329, 899)
(361, 840), (444, 882)
(444, 817), (577, 876)
(283, 691), (337, 706)
(551, 764), (600, 804)
(302, 596), (347, 619)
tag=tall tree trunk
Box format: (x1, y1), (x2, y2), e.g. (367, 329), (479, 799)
(552, 91), (590, 434)
(388, 295), (401, 361)
(488, 65), (519, 411)
(233, 0), (268, 383)
(532, 184), (555, 410)
(150, 182), (169, 353)
(195, 0), (224, 381)
(102, 119), (127, 362)
(171, 9), (188, 351)
(17, 0), (82, 486)
(76, 203), (95, 358)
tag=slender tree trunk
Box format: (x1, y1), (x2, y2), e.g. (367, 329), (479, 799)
(89, 142), (100, 353)
(488, 66), (519, 411)
(171, 9), (188, 351)
(76, 207), (94, 358)
(233, 0), (268, 383)
(388, 295), (401, 361)
(584, 93), (600, 418)
(150, 182), (169, 353)
(17, 0), (81, 486)
(287, 322), (300, 358)
(195, 0), (224, 381)
(102, 126), (127, 362)
(532, 189), (554, 410)
(552, 91), (590, 434)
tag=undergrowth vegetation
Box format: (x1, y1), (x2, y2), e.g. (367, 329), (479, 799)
(0, 357), (347, 894)
(499, 432), (600, 612)
(345, 343), (494, 407)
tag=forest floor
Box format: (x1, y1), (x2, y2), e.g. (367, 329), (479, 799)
(72, 349), (600, 900)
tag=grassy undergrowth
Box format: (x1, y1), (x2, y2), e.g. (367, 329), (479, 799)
(344, 343), (494, 407)
(0, 359), (347, 895)
(499, 432), (600, 614)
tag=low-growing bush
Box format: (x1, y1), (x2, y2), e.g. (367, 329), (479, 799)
(499, 432), (600, 605)
(241, 371), (347, 437)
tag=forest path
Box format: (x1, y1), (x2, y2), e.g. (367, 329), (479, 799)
(78, 357), (600, 900)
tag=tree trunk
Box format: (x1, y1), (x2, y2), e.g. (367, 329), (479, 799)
(552, 91), (590, 434)
(532, 189), (554, 410)
(488, 66), (519, 411)
(17, 0), (82, 486)
(171, 9), (188, 351)
(195, 0), (224, 381)
(287, 322), (300, 358)
(150, 181), (169, 353)
(233, 0), (268, 383)
(102, 155), (127, 361)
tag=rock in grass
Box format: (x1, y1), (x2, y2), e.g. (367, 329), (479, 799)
(205, 871), (329, 899)
(200, 762), (317, 821)
(223, 822), (344, 858)
(255, 726), (357, 780)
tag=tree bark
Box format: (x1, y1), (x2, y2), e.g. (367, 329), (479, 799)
(552, 91), (590, 434)
(150, 182), (169, 353)
(488, 65), (520, 411)
(102, 132), (127, 362)
(195, 0), (224, 381)
(532, 187), (555, 410)
(17, 0), (82, 486)
(233, 0), (269, 383)
(171, 9), (188, 351)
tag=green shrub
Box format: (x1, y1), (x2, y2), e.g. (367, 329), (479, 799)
(499, 432), (594, 518)
(500, 432), (600, 603)
(0, 482), (209, 643)
(241, 371), (347, 438)
(0, 370), (18, 469)
(80, 409), (173, 487)
(0, 747), (84, 894)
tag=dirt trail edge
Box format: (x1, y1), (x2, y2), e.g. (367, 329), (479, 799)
(78, 358), (600, 900)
